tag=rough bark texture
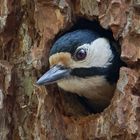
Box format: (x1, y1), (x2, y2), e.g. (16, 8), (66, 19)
(0, 0), (140, 140)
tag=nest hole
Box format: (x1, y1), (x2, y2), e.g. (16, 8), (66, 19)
(44, 18), (125, 116)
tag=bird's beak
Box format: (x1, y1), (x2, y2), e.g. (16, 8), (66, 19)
(36, 65), (71, 85)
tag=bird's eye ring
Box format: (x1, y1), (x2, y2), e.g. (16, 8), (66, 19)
(74, 48), (87, 61)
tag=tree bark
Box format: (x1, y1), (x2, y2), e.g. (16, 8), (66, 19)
(0, 0), (140, 140)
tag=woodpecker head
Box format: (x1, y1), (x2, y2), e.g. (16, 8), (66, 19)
(36, 20), (125, 112)
(37, 28), (122, 87)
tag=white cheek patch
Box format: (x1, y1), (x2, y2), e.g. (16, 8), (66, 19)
(70, 38), (114, 68)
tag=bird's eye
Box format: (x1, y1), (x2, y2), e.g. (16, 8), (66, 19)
(75, 48), (87, 60)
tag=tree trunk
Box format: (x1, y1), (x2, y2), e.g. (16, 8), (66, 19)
(0, 0), (140, 140)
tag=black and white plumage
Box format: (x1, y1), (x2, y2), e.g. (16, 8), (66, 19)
(36, 19), (124, 112)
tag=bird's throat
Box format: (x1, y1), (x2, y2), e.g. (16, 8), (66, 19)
(57, 76), (116, 102)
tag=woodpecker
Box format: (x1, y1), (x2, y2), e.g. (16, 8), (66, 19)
(36, 20), (124, 112)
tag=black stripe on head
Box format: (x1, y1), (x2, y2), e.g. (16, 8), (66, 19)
(71, 67), (109, 77)
(50, 29), (100, 56)
(70, 56), (121, 85)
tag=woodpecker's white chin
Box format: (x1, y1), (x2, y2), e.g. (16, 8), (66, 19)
(57, 76), (115, 106)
